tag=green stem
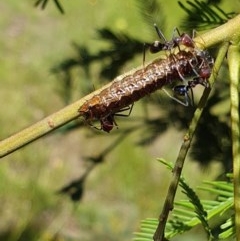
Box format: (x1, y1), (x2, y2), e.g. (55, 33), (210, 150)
(228, 43), (240, 241)
(153, 42), (230, 241)
(1, 15), (240, 158)
(194, 14), (240, 49)
(0, 100), (82, 158)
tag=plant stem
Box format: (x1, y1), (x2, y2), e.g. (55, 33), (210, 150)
(153, 42), (230, 241)
(194, 14), (240, 49)
(228, 43), (240, 241)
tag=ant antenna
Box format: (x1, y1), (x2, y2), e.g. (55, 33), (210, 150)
(154, 23), (167, 43)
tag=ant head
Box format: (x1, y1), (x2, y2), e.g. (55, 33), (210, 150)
(180, 33), (195, 48)
(199, 66), (212, 79)
(100, 115), (115, 133)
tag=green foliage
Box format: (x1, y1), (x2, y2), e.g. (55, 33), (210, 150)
(134, 161), (235, 240)
(178, 0), (236, 30)
(34, 0), (64, 14)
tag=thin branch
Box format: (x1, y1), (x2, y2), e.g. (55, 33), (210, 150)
(194, 14), (240, 49)
(153, 41), (230, 241)
(228, 42), (240, 240)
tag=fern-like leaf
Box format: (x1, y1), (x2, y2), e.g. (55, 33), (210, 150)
(34, 0), (64, 14)
(178, 0), (236, 30)
(133, 161), (234, 240)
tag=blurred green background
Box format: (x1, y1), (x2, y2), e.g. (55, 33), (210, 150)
(0, 1), (237, 241)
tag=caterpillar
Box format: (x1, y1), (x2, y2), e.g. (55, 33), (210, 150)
(78, 26), (214, 132)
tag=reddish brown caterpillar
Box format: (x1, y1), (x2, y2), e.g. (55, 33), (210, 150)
(79, 26), (214, 132)
(79, 48), (213, 132)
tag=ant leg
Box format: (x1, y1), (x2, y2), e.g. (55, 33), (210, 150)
(188, 59), (201, 77)
(192, 29), (197, 38)
(154, 23), (167, 43)
(126, 104), (134, 116)
(143, 41), (165, 69)
(188, 86), (194, 106)
(143, 43), (147, 68)
(85, 117), (114, 132)
(114, 104), (134, 117)
(154, 24), (180, 51)
(99, 104), (134, 132)
(172, 27), (181, 51)
(162, 87), (190, 106)
(89, 122), (102, 131)
(175, 66), (189, 84)
(174, 27), (181, 37)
